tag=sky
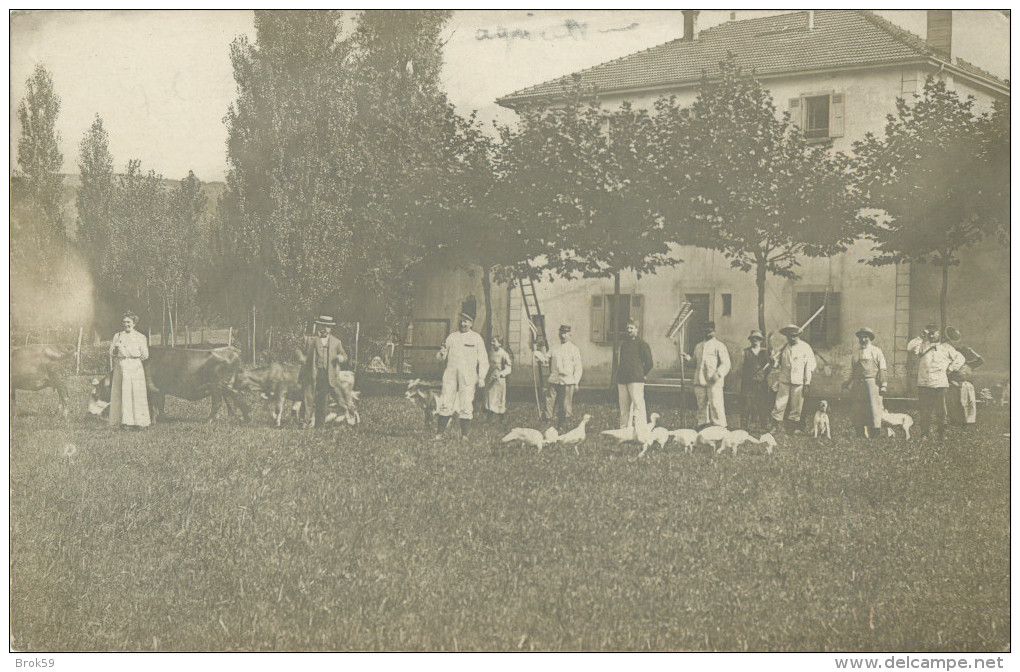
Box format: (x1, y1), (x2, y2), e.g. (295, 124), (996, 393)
(10, 9), (1010, 183)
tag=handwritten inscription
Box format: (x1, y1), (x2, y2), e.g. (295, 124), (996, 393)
(476, 20), (639, 44)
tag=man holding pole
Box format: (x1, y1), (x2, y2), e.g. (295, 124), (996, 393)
(683, 321), (731, 429)
(770, 324), (816, 434)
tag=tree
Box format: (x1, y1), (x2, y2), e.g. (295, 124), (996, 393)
(220, 10), (356, 329)
(501, 82), (676, 379)
(677, 58), (863, 334)
(16, 64), (65, 242)
(854, 77), (998, 332)
(76, 114), (116, 287)
(977, 97), (1009, 246)
(340, 10), (455, 334)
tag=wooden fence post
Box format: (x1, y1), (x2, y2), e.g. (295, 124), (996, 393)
(75, 327), (83, 374)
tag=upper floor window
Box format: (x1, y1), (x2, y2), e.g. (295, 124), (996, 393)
(789, 92), (845, 141)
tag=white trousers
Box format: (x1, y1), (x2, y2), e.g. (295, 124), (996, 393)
(695, 383), (727, 427)
(771, 382), (805, 423)
(617, 382), (647, 429)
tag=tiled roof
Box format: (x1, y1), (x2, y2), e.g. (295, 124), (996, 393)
(497, 10), (1008, 107)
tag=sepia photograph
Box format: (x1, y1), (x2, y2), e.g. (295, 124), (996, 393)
(8, 8), (1011, 664)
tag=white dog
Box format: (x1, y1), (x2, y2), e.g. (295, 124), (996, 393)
(812, 400), (831, 439)
(881, 408), (913, 440)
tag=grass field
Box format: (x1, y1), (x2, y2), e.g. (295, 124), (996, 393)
(10, 377), (1010, 652)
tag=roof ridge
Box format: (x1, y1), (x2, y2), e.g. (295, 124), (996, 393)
(497, 11), (811, 103)
(497, 9), (1009, 106)
(856, 10), (940, 61)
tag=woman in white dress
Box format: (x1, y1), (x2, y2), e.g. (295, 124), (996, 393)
(109, 312), (150, 428)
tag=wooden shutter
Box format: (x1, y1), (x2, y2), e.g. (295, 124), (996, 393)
(829, 92), (845, 138)
(788, 97), (802, 127)
(591, 295), (605, 344)
(795, 291), (811, 326)
(630, 294), (644, 334)
(826, 293), (841, 346)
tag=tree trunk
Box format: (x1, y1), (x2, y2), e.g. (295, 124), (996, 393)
(481, 264), (494, 348)
(610, 271), (621, 391)
(940, 256), (950, 336)
(756, 262), (768, 335)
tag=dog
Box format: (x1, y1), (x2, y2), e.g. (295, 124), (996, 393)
(881, 408), (913, 440)
(404, 378), (442, 429)
(322, 370), (360, 426)
(812, 400), (831, 439)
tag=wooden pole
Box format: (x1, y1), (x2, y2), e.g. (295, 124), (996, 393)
(354, 321), (360, 370)
(75, 327), (83, 374)
(186, 325), (191, 348)
(228, 326), (232, 348)
(267, 327), (273, 361)
(162, 296), (167, 347)
(252, 304), (257, 365)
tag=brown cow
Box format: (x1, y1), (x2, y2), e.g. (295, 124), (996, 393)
(91, 346), (250, 422)
(234, 361), (303, 427)
(11, 343), (76, 416)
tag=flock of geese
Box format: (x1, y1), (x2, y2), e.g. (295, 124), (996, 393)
(501, 412), (777, 457)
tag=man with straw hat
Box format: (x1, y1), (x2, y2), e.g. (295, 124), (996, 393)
(842, 326), (888, 439)
(435, 308), (489, 441)
(907, 323), (965, 440)
(770, 323), (816, 433)
(299, 314), (348, 428)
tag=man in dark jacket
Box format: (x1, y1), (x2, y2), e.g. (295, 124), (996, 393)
(299, 314), (348, 428)
(616, 320), (654, 428)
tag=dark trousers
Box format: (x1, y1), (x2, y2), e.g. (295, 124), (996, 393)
(314, 367), (331, 427)
(917, 386), (947, 436)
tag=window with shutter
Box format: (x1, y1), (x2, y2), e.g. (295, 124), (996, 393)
(590, 296), (605, 344)
(829, 93), (845, 138)
(795, 291), (840, 347)
(803, 95), (830, 139)
(630, 295), (644, 334)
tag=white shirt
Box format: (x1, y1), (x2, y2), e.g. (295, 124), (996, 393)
(775, 340), (816, 385)
(544, 340), (583, 386)
(437, 330), (489, 386)
(907, 337), (965, 388)
(692, 337), (731, 387)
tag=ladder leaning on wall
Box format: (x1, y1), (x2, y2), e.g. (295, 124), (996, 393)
(518, 275), (550, 416)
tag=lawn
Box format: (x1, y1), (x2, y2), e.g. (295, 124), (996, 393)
(9, 377), (1010, 652)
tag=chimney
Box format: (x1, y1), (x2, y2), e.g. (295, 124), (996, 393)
(682, 10), (700, 41)
(807, 10), (815, 31)
(927, 10), (952, 58)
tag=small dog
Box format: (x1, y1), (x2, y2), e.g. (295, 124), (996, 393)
(812, 400), (831, 439)
(881, 408), (913, 440)
(405, 378), (441, 429)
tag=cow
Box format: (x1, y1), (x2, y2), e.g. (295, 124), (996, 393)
(11, 343), (77, 417)
(234, 361), (303, 427)
(90, 346), (250, 422)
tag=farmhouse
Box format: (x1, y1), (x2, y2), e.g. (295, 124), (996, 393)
(411, 10), (1009, 393)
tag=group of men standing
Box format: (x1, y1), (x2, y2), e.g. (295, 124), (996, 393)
(421, 307), (971, 442)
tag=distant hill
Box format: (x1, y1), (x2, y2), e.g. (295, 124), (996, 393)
(53, 174), (226, 239)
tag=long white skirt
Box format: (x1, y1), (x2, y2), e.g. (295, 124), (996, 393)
(109, 358), (151, 427)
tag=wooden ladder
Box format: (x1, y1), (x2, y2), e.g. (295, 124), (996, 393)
(519, 276), (549, 416)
